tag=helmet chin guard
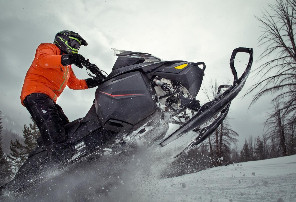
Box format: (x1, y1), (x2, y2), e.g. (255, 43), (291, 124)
(54, 30), (88, 54)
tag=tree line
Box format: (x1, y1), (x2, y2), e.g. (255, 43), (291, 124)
(0, 110), (40, 186)
(167, 119), (296, 177)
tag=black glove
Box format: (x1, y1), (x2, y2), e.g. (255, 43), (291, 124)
(85, 78), (100, 88)
(84, 61), (98, 70)
(61, 54), (85, 68)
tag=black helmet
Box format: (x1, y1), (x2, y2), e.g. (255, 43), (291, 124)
(54, 30), (88, 54)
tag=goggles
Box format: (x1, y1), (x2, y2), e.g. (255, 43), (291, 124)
(68, 36), (82, 50)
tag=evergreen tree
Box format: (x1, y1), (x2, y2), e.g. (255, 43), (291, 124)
(230, 147), (240, 163)
(269, 136), (279, 158)
(0, 110), (12, 185)
(287, 121), (296, 155)
(240, 139), (251, 162)
(8, 139), (28, 173)
(8, 118), (40, 173)
(248, 137), (255, 160)
(23, 120), (40, 154)
(0, 110), (2, 139)
(254, 136), (265, 160)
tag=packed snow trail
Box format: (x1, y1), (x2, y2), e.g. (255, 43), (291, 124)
(2, 145), (296, 202)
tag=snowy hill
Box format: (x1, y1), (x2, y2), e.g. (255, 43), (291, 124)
(101, 154), (296, 202)
(3, 151), (296, 202)
(148, 155), (296, 202)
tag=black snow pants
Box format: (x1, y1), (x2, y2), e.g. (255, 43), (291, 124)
(23, 93), (69, 146)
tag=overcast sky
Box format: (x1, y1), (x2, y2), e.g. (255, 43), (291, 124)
(0, 0), (276, 147)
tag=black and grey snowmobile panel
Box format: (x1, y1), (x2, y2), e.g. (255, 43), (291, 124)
(107, 61), (165, 79)
(95, 71), (157, 132)
(110, 50), (161, 74)
(112, 56), (145, 70)
(66, 104), (103, 143)
(108, 50), (184, 79)
(152, 62), (205, 97)
(114, 50), (161, 63)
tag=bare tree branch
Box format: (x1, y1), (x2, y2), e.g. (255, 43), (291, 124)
(247, 0), (296, 123)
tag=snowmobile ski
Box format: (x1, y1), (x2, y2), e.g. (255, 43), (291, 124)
(160, 47), (253, 147)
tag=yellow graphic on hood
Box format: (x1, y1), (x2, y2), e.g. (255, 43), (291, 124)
(175, 64), (188, 70)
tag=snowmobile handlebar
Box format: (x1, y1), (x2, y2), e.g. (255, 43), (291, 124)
(230, 47), (253, 83)
(80, 57), (107, 83)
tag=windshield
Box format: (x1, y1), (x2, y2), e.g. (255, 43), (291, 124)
(112, 48), (162, 63)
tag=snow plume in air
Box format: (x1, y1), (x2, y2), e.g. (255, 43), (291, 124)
(1, 120), (202, 202)
(2, 138), (174, 201)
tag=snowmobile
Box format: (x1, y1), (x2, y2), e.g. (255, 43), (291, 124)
(1, 47), (253, 195)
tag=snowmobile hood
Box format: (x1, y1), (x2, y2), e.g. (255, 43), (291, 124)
(108, 50), (206, 97)
(152, 61), (206, 97)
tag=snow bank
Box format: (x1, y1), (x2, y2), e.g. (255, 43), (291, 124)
(139, 155), (296, 202)
(2, 152), (296, 202)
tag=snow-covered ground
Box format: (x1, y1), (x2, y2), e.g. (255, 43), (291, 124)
(135, 155), (296, 202)
(3, 152), (296, 202)
(103, 154), (296, 202)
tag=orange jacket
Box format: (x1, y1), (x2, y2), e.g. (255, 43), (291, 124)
(21, 43), (88, 105)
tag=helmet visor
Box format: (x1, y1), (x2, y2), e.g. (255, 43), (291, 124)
(68, 37), (81, 50)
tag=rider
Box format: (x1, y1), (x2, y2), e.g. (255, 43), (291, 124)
(20, 30), (99, 159)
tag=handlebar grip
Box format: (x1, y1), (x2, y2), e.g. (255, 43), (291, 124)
(81, 58), (107, 81)
(196, 62), (206, 71)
